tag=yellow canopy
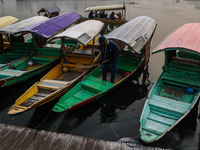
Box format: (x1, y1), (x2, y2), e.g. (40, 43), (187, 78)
(85, 4), (125, 12)
(0, 16), (19, 29)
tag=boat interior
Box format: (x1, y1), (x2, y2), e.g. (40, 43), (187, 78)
(0, 44), (61, 79)
(140, 51), (200, 142)
(56, 49), (142, 110)
(16, 41), (101, 108)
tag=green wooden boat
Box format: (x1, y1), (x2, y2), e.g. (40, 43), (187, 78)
(0, 16), (49, 67)
(8, 20), (104, 115)
(0, 12), (82, 88)
(140, 23), (200, 144)
(52, 16), (157, 112)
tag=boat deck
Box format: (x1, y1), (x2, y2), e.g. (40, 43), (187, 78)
(0, 123), (167, 150)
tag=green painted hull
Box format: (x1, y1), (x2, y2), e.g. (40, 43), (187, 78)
(53, 54), (142, 112)
(140, 52), (200, 144)
(0, 42), (36, 68)
(0, 46), (61, 88)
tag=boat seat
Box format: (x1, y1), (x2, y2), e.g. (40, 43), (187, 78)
(0, 69), (26, 76)
(147, 112), (177, 126)
(20, 92), (50, 107)
(149, 95), (192, 115)
(172, 57), (200, 66)
(42, 79), (70, 85)
(142, 121), (168, 135)
(38, 79), (69, 90)
(82, 76), (114, 93)
(161, 73), (200, 87)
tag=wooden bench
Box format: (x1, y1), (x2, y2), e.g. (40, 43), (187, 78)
(0, 69), (26, 76)
(38, 79), (69, 90)
(161, 73), (200, 87)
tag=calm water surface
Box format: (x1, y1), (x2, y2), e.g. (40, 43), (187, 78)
(0, 0), (200, 149)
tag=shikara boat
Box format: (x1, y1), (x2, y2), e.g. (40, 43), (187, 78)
(0, 16), (49, 65)
(0, 16), (45, 54)
(139, 23), (200, 144)
(52, 16), (157, 113)
(0, 16), (19, 52)
(37, 6), (60, 18)
(8, 20), (104, 115)
(0, 16), (19, 29)
(0, 12), (82, 88)
(82, 3), (127, 24)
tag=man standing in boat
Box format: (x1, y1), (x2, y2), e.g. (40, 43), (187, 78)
(98, 35), (121, 83)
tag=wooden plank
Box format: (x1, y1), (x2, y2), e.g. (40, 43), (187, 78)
(38, 131), (59, 150)
(93, 139), (108, 150)
(81, 138), (96, 150)
(35, 93), (50, 97)
(8, 128), (37, 150)
(0, 124), (16, 142)
(38, 84), (60, 89)
(51, 133), (72, 150)
(43, 79), (69, 84)
(0, 125), (25, 149)
(105, 141), (122, 150)
(121, 143), (134, 150)
(26, 130), (49, 150)
(0, 123), (166, 150)
(66, 135), (85, 150)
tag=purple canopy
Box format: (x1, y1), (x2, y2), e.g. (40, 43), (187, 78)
(17, 12), (81, 38)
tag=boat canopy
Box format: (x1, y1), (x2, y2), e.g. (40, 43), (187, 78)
(51, 20), (104, 46)
(0, 16), (48, 34)
(0, 16), (19, 29)
(37, 6), (60, 18)
(152, 23), (200, 55)
(15, 12), (82, 39)
(106, 16), (157, 53)
(85, 4), (125, 12)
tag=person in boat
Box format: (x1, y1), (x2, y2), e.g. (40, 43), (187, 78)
(109, 12), (116, 20)
(94, 11), (99, 18)
(98, 35), (121, 83)
(88, 11), (94, 19)
(105, 12), (108, 19)
(99, 11), (105, 18)
(117, 12), (122, 19)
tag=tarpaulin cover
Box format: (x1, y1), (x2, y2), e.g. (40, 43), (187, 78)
(0, 16), (48, 34)
(153, 23), (200, 54)
(52, 20), (104, 46)
(17, 12), (82, 39)
(0, 16), (19, 29)
(106, 16), (157, 53)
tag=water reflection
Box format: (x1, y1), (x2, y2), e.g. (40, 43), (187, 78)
(100, 66), (150, 123)
(30, 65), (150, 135)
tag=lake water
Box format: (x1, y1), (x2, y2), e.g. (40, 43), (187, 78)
(0, 0), (200, 149)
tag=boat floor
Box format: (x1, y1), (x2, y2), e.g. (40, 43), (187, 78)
(23, 64), (42, 71)
(98, 71), (125, 83)
(56, 71), (83, 81)
(160, 86), (193, 103)
(19, 71), (83, 107)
